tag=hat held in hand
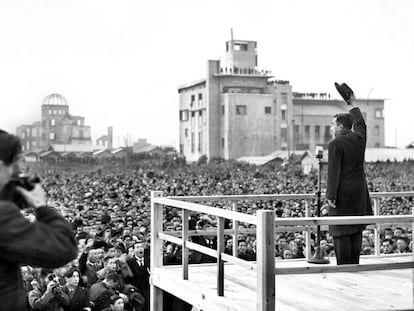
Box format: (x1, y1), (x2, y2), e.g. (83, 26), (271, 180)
(334, 82), (354, 105)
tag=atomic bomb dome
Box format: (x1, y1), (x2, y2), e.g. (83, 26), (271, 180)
(42, 93), (68, 106)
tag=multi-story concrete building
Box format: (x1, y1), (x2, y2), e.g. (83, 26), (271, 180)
(292, 94), (385, 152)
(16, 93), (93, 152)
(178, 38), (385, 162)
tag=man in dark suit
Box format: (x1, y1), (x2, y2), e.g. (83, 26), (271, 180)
(326, 83), (373, 265)
(125, 241), (150, 311)
(0, 130), (77, 310)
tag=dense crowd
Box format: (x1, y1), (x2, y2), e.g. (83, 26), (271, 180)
(17, 158), (414, 310)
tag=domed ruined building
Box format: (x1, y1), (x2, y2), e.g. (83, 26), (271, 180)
(16, 93), (92, 152)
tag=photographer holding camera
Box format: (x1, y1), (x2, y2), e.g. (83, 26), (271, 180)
(28, 272), (69, 310)
(0, 130), (77, 310)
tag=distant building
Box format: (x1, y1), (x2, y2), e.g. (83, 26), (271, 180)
(96, 126), (113, 149)
(292, 95), (385, 151)
(178, 36), (385, 162)
(16, 93), (93, 152)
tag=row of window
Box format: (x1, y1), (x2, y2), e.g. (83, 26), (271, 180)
(180, 110), (204, 122)
(47, 109), (66, 115)
(190, 94), (203, 107)
(189, 131), (203, 153)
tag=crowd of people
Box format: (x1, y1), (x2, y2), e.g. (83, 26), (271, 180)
(17, 157), (414, 310)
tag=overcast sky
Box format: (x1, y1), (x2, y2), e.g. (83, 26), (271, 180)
(1, 0), (413, 148)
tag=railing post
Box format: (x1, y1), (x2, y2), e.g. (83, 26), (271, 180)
(304, 200), (312, 260)
(217, 216), (225, 296)
(232, 202), (239, 257)
(373, 198), (380, 256)
(412, 202), (414, 307)
(257, 210), (275, 311)
(182, 209), (189, 280)
(150, 191), (163, 311)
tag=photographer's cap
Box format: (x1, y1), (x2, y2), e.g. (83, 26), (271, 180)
(334, 82), (354, 105)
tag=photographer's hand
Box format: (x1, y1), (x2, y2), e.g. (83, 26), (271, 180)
(16, 184), (47, 208)
(327, 199), (336, 209)
(45, 281), (56, 294)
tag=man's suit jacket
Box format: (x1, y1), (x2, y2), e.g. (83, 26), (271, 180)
(326, 107), (373, 237)
(62, 285), (89, 311)
(125, 256), (150, 292)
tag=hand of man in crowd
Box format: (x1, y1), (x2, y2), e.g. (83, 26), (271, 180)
(16, 184), (47, 208)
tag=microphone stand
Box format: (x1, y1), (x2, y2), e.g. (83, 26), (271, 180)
(307, 147), (330, 264)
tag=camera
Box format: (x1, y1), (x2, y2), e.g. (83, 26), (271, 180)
(2, 174), (40, 209)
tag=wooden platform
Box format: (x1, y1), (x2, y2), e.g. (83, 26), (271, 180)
(150, 255), (414, 311)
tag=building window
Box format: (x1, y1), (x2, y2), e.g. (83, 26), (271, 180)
(198, 93), (203, 107)
(179, 144), (184, 154)
(180, 110), (189, 121)
(48, 109), (52, 115)
(375, 109), (384, 119)
(281, 93), (288, 106)
(53, 110), (57, 115)
(22, 132), (25, 139)
(191, 132), (195, 153)
(191, 111), (195, 118)
(184, 129), (188, 138)
(294, 125), (300, 142)
(315, 125), (320, 141)
(324, 126), (331, 142)
(374, 125), (380, 136)
(221, 138), (225, 148)
(281, 128), (287, 143)
(51, 119), (55, 126)
(190, 95), (195, 107)
(236, 105), (247, 115)
(198, 132), (202, 152)
(281, 110), (286, 121)
(222, 105), (225, 115)
(32, 141), (37, 147)
(304, 125), (310, 141)
(49, 132), (55, 140)
(78, 120), (82, 126)
(265, 106), (272, 114)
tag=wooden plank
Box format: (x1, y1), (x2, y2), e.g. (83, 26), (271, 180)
(166, 193), (316, 202)
(275, 215), (414, 226)
(221, 253), (256, 271)
(152, 265), (256, 311)
(217, 217), (224, 296)
(166, 191), (414, 202)
(232, 202), (239, 258)
(150, 191), (164, 311)
(276, 261), (414, 275)
(373, 198), (380, 256)
(158, 232), (183, 246)
(155, 197), (257, 224)
(257, 210), (275, 311)
(183, 209), (189, 280)
(186, 240), (218, 258)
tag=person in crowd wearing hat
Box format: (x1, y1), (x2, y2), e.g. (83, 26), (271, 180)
(0, 129), (77, 310)
(326, 83), (373, 265)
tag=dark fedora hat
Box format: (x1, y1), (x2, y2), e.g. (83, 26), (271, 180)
(334, 82), (354, 105)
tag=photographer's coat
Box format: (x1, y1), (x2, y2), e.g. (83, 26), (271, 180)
(0, 203), (77, 311)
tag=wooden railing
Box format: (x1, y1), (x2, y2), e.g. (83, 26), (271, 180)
(150, 191), (414, 311)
